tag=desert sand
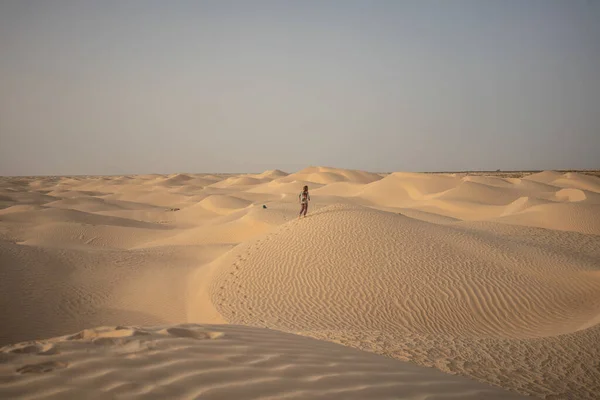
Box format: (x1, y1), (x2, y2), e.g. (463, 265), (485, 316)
(1, 167), (600, 399)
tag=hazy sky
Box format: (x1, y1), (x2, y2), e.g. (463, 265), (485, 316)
(1, 0), (599, 175)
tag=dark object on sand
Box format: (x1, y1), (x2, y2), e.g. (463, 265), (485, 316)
(167, 208), (180, 212)
(262, 205), (267, 209)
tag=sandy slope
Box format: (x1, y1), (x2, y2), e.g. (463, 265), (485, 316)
(0, 324), (524, 400)
(1, 168), (600, 399)
(211, 204), (600, 339)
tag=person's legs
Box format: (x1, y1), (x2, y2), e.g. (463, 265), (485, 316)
(303, 202), (308, 217)
(299, 203), (307, 218)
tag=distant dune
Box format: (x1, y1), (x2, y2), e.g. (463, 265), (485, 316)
(1, 167), (599, 399)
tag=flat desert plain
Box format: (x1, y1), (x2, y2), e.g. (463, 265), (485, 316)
(1, 167), (599, 399)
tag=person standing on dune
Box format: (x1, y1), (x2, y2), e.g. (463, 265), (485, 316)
(298, 185), (310, 219)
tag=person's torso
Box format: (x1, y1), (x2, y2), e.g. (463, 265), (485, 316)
(300, 191), (309, 202)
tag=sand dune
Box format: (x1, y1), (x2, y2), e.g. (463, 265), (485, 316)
(253, 169), (289, 179)
(310, 181), (367, 197)
(499, 196), (548, 216)
(44, 196), (168, 214)
(211, 204), (600, 339)
(281, 166), (383, 185)
(247, 179), (326, 195)
(433, 181), (524, 205)
(0, 207), (169, 231)
(0, 204), (45, 215)
(209, 176), (269, 188)
(555, 188), (588, 202)
(495, 203), (600, 235)
(1, 169), (599, 399)
(158, 175), (220, 188)
(197, 195), (253, 215)
(357, 175), (416, 207)
(0, 324), (524, 400)
(510, 178), (563, 192)
(524, 170), (565, 183)
(0, 239), (224, 345)
(0, 190), (56, 208)
(552, 172), (600, 193)
(462, 175), (517, 188)
(162, 173), (194, 185)
(355, 173), (459, 209)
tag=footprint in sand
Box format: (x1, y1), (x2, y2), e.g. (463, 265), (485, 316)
(66, 328), (150, 341)
(9, 343), (57, 356)
(17, 361), (68, 374)
(163, 327), (224, 340)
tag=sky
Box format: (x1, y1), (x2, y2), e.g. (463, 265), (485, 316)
(0, 0), (599, 175)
